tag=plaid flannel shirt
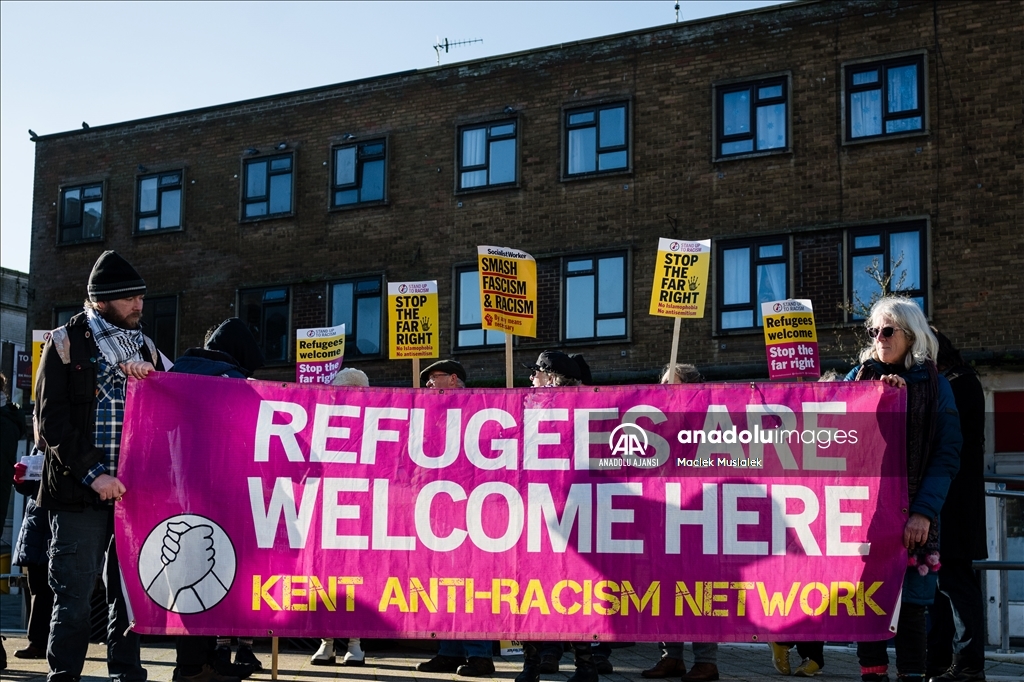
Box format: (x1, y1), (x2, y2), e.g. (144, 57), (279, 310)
(81, 355), (126, 487)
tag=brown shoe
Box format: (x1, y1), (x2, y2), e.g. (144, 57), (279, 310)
(642, 657), (687, 679)
(681, 663), (719, 682)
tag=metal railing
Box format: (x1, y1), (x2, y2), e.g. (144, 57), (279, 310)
(973, 475), (1023, 654)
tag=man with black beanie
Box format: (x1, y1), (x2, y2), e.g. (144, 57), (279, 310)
(35, 250), (163, 682)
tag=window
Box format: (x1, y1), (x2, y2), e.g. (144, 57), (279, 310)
(848, 223), (926, 318)
(717, 238), (788, 330)
(59, 183), (103, 243)
(136, 171), (183, 233)
(458, 121), (517, 190)
(243, 154), (293, 219)
(845, 55), (925, 140)
(239, 287), (290, 362)
(454, 266), (505, 350)
(715, 76), (788, 157)
(140, 295), (178, 360)
(54, 305), (83, 328)
(565, 103), (629, 177)
(563, 253), (628, 341)
(332, 140), (386, 207)
(330, 277), (382, 358)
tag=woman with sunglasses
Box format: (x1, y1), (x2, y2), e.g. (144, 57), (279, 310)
(845, 297), (962, 682)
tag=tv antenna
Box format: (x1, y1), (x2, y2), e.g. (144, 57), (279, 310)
(433, 37), (483, 65)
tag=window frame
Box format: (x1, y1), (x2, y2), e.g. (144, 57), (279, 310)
(139, 294), (179, 360)
(57, 181), (105, 245)
(135, 169), (185, 235)
(715, 236), (791, 333)
(53, 305), (83, 328)
(561, 100), (632, 180)
(561, 250), (630, 344)
(330, 138), (388, 210)
(846, 221), (928, 320)
(712, 73), (791, 161)
(237, 285), (292, 365)
(842, 52), (928, 144)
(453, 263), (506, 352)
(240, 152), (295, 222)
(328, 275), (385, 360)
(455, 118), (520, 193)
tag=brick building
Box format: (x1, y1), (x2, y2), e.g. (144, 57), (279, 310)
(27, 0), (1022, 386)
(21, 0), (1024, 642)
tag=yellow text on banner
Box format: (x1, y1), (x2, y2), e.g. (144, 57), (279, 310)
(388, 281), (439, 360)
(295, 323), (345, 385)
(31, 330), (50, 403)
(477, 245), (537, 338)
(649, 238), (711, 318)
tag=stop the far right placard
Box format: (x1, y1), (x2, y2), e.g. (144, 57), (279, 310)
(761, 298), (820, 380)
(648, 238), (711, 318)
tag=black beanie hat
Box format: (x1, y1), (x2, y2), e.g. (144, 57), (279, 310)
(88, 251), (146, 302)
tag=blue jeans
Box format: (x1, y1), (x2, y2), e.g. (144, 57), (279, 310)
(439, 640), (493, 658)
(47, 507), (146, 682)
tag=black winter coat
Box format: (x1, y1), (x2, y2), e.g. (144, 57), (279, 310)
(940, 366), (988, 561)
(34, 312), (162, 511)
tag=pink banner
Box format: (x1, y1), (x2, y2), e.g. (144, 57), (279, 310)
(117, 374), (907, 642)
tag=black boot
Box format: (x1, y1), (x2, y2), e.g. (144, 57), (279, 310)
(567, 643), (599, 682)
(517, 642), (541, 682)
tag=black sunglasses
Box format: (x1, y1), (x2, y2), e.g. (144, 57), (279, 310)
(867, 326), (901, 338)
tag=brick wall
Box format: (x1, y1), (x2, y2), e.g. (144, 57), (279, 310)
(27, 0), (1023, 384)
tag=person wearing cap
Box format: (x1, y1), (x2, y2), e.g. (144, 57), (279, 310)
(418, 358), (468, 389)
(413, 360), (496, 677)
(35, 251), (164, 682)
(526, 350), (590, 388)
(520, 351), (613, 682)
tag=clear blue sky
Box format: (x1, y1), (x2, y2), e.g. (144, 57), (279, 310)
(0, 0), (786, 273)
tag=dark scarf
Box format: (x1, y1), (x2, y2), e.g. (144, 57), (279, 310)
(856, 358), (941, 560)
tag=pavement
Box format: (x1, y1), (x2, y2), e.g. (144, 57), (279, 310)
(2, 636), (1023, 682)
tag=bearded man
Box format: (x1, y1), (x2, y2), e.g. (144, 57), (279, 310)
(35, 250), (163, 682)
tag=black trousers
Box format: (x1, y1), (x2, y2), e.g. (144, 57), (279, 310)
(927, 559), (987, 670)
(858, 602), (927, 675)
(23, 563), (54, 649)
(176, 636), (217, 666)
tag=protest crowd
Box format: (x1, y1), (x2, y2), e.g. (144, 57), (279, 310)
(0, 250), (991, 682)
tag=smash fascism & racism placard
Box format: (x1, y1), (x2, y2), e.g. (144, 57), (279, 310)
(649, 239), (711, 318)
(388, 281), (439, 360)
(477, 245), (537, 338)
(761, 299), (820, 381)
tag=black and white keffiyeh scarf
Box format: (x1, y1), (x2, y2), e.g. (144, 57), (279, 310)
(85, 307), (145, 369)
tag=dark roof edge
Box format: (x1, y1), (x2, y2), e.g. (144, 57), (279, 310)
(32, 0), (826, 142)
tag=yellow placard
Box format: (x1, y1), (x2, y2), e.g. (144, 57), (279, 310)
(648, 238), (711, 318)
(388, 281), (439, 359)
(31, 329), (50, 403)
(761, 299), (818, 345)
(477, 245), (537, 338)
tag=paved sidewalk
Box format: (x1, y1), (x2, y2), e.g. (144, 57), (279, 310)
(2, 637), (1022, 682)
